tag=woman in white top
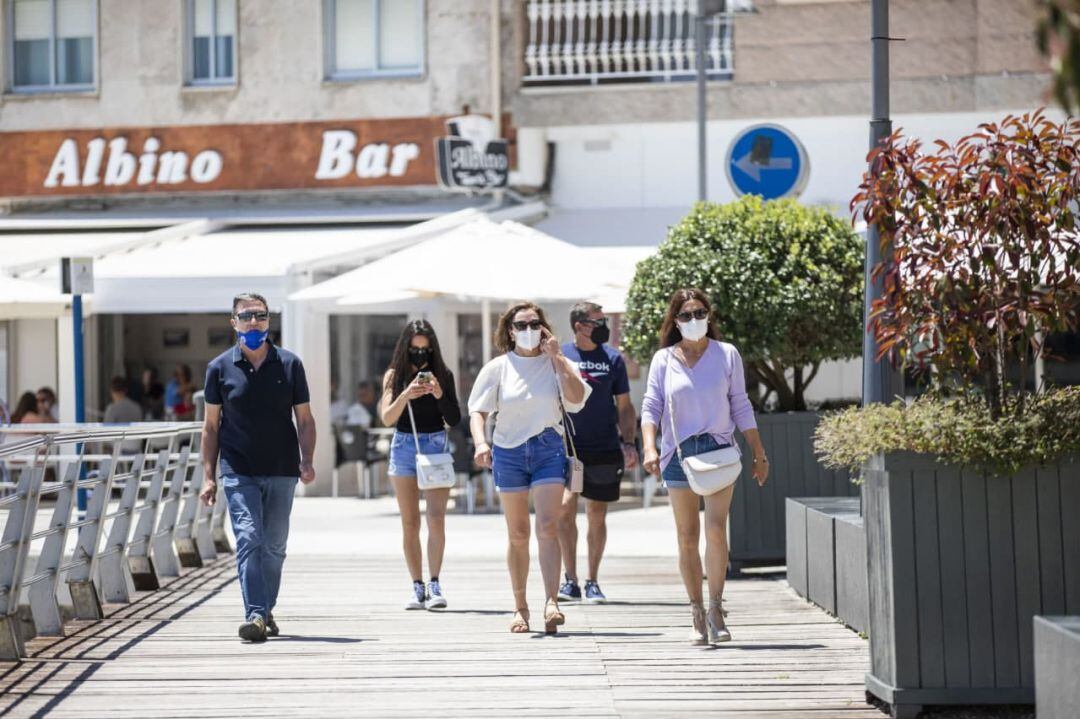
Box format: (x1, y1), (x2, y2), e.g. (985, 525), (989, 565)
(468, 302), (591, 634)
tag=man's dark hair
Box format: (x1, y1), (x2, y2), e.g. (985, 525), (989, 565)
(570, 301), (603, 329)
(232, 292), (269, 314)
(110, 376), (128, 394)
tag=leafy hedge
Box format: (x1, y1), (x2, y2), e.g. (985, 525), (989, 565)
(814, 386), (1080, 476)
(622, 196), (864, 411)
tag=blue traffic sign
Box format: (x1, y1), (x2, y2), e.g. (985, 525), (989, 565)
(724, 124), (809, 200)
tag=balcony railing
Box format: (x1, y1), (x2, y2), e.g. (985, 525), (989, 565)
(524, 0), (736, 86)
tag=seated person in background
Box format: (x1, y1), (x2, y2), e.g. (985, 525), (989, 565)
(12, 392), (50, 424)
(140, 368), (166, 420)
(104, 376), (145, 453)
(345, 380), (380, 428)
(36, 387), (59, 422)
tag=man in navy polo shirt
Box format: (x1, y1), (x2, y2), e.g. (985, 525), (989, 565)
(199, 292), (316, 643)
(557, 302), (639, 604)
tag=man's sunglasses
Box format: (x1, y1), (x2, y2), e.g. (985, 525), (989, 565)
(579, 318), (608, 327)
(512, 320), (544, 331)
(235, 310), (270, 322)
(676, 308), (709, 322)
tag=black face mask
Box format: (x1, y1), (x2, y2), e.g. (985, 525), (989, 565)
(408, 347), (433, 367)
(589, 323), (610, 345)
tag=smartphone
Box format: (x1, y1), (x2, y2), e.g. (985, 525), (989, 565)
(417, 371), (433, 384)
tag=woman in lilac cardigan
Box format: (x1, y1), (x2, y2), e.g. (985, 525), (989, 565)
(641, 288), (770, 645)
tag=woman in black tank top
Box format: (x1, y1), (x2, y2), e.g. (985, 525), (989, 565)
(378, 320), (461, 611)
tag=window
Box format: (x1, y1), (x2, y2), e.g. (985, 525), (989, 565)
(9, 0), (96, 91)
(324, 0), (423, 80)
(185, 0), (236, 85)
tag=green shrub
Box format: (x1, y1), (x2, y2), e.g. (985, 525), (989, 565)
(622, 196), (864, 411)
(814, 386), (1080, 476)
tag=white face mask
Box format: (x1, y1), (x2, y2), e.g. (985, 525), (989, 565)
(677, 318), (708, 342)
(514, 328), (541, 350)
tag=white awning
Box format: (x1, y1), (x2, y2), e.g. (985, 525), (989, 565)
(0, 275), (70, 319)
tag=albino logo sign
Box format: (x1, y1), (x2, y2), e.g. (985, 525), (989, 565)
(44, 137), (223, 188)
(435, 115), (509, 192)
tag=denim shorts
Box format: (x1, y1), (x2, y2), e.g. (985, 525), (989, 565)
(388, 430), (450, 478)
(492, 427), (568, 493)
(661, 434), (730, 489)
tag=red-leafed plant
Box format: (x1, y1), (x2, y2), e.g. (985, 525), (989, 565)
(852, 110), (1080, 419)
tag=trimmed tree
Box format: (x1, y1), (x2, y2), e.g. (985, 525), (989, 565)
(852, 109), (1080, 419)
(622, 196), (864, 412)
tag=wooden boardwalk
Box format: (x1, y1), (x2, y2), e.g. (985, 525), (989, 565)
(0, 498), (882, 718)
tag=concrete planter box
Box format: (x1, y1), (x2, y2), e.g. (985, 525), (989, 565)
(863, 452), (1080, 718)
(785, 496), (868, 634)
(731, 412), (855, 570)
(1035, 616), (1080, 719)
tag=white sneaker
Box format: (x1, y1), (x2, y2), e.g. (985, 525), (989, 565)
(405, 583), (426, 610)
(426, 580), (447, 609)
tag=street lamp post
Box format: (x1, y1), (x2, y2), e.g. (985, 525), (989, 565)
(862, 0), (902, 405)
(696, 0), (726, 203)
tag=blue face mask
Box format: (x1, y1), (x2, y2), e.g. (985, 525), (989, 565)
(238, 329), (269, 350)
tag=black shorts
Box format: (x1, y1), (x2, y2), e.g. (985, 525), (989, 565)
(577, 449), (625, 503)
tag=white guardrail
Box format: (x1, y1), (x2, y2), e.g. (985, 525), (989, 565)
(0, 423), (230, 659)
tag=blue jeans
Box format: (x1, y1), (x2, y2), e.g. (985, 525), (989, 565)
(492, 427), (567, 493)
(661, 435), (729, 489)
(388, 430), (450, 478)
(222, 474), (298, 621)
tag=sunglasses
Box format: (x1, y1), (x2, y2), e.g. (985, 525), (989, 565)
(512, 320), (544, 331)
(676, 308), (709, 322)
(235, 310), (270, 322)
(580, 318), (608, 327)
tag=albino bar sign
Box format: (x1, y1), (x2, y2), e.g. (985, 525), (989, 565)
(0, 116), (491, 198)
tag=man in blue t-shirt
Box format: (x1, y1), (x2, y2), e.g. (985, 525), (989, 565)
(198, 292), (317, 643)
(557, 302), (639, 604)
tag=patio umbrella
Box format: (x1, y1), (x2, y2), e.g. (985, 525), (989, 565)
(327, 217), (636, 360)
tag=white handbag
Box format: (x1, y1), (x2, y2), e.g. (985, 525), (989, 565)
(558, 396), (584, 494)
(407, 400), (457, 490)
(665, 349), (741, 496)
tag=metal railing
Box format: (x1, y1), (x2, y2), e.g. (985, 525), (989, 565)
(0, 423), (230, 659)
(523, 0), (735, 86)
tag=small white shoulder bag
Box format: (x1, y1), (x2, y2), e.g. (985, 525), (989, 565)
(665, 349), (741, 496)
(407, 400), (457, 490)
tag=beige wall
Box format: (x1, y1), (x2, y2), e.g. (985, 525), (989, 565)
(0, 0), (495, 131)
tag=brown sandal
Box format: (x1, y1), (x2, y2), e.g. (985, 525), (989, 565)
(510, 608), (530, 633)
(544, 599), (565, 635)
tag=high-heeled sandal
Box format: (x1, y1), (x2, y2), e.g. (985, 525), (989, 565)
(544, 599), (565, 635)
(690, 602), (709, 645)
(509, 607), (530, 633)
(707, 599), (731, 643)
